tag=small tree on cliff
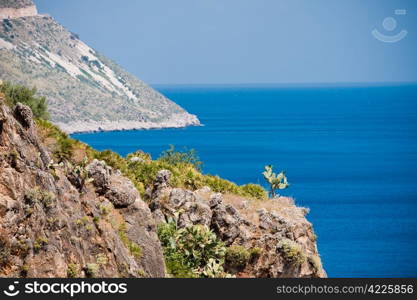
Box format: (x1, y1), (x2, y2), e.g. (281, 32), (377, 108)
(0, 81), (49, 120)
(262, 165), (289, 198)
(159, 145), (202, 171)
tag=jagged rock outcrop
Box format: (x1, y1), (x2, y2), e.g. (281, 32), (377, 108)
(86, 159), (138, 208)
(0, 99), (165, 277)
(0, 0), (200, 133)
(149, 170), (326, 278)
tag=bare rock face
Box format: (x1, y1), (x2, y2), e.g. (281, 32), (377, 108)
(85, 160), (110, 194)
(147, 169), (326, 278)
(105, 175), (139, 208)
(177, 199), (212, 228)
(86, 159), (138, 208)
(0, 100), (165, 278)
(148, 169), (171, 199)
(120, 200), (165, 277)
(14, 102), (33, 128)
(210, 194), (252, 245)
(147, 172), (212, 228)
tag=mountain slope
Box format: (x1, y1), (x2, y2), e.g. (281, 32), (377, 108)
(0, 0), (199, 133)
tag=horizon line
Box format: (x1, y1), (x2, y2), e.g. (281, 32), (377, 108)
(151, 81), (417, 88)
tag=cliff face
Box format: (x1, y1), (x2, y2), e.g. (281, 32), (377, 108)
(0, 97), (325, 278)
(148, 172), (326, 278)
(0, 98), (165, 277)
(0, 0), (199, 133)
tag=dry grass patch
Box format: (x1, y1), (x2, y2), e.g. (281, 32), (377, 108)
(221, 194), (308, 226)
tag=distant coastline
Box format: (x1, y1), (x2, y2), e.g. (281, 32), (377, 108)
(59, 113), (201, 134)
(0, 1), (201, 135)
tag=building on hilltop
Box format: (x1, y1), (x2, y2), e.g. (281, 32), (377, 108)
(0, 0), (37, 19)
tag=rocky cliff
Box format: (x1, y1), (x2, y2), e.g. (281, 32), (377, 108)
(147, 172), (326, 278)
(0, 98), (165, 277)
(0, 95), (325, 278)
(0, 0), (199, 133)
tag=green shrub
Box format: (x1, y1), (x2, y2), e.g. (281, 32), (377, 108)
(159, 145), (202, 171)
(249, 247), (263, 260)
(21, 265), (29, 277)
(127, 159), (170, 189)
(24, 187), (56, 208)
(40, 192), (55, 208)
(137, 268), (146, 277)
(176, 225), (226, 266)
(161, 251), (194, 278)
(278, 239), (306, 267)
(0, 81), (49, 119)
(158, 221), (227, 278)
(226, 245), (250, 268)
(24, 188), (39, 205)
(67, 263), (79, 278)
(126, 150), (152, 162)
(85, 263), (99, 278)
(36, 119), (76, 161)
(99, 204), (112, 216)
(96, 254), (108, 266)
(75, 216), (89, 226)
(203, 258), (232, 278)
(94, 150), (128, 173)
(201, 175), (267, 199)
(240, 184), (268, 199)
(33, 236), (48, 252)
(202, 175), (240, 194)
(8, 150), (19, 167)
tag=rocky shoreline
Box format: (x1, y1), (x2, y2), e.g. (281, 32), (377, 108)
(57, 113), (201, 134)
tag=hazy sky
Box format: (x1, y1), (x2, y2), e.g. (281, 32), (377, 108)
(35, 0), (417, 85)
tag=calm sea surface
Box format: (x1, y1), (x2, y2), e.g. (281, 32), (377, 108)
(72, 84), (417, 277)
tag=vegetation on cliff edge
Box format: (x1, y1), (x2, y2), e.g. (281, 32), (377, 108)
(1, 81), (267, 200)
(157, 219), (231, 278)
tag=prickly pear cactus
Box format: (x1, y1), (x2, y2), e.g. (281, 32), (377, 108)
(262, 165), (289, 198)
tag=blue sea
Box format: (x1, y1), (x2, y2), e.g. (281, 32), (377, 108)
(72, 84), (417, 278)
